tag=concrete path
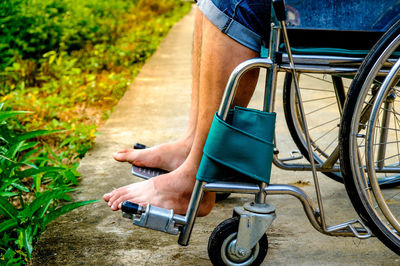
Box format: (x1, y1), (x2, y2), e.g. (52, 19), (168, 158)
(33, 8), (399, 265)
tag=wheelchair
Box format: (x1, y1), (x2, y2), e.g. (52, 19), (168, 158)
(120, 0), (400, 264)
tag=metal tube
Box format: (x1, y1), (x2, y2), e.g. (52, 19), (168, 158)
(320, 146), (340, 170)
(280, 21), (327, 231)
(265, 185), (370, 237)
(279, 64), (359, 74)
(265, 184), (323, 232)
(203, 182), (370, 237)
(217, 58), (273, 120)
(281, 53), (398, 67)
(273, 151), (400, 173)
(203, 181), (260, 193)
(264, 23), (281, 112)
(173, 214), (187, 226)
(178, 181), (205, 246)
(204, 182), (323, 232)
(281, 53), (365, 66)
(255, 182), (267, 204)
(377, 94), (394, 169)
(332, 76), (346, 116)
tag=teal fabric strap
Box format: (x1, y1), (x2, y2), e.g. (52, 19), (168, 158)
(260, 45), (269, 58)
(197, 107), (276, 183)
(260, 44), (400, 57)
(285, 46), (369, 56)
(287, 46), (400, 57)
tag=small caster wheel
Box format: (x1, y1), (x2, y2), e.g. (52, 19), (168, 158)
(208, 216), (268, 266)
(216, 192), (231, 202)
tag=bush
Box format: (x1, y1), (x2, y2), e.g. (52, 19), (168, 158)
(0, 0), (191, 161)
(0, 0), (133, 69)
(0, 105), (97, 264)
(0, 1), (191, 264)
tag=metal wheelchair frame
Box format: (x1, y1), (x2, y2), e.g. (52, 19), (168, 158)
(121, 1), (400, 263)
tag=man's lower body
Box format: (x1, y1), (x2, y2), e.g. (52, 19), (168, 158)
(104, 0), (270, 216)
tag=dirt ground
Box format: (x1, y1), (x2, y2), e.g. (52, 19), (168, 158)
(32, 7), (399, 265)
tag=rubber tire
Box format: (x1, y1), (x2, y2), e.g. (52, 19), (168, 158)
(282, 72), (343, 183)
(340, 18), (400, 255)
(208, 216), (268, 266)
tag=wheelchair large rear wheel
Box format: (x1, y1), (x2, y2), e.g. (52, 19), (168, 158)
(340, 19), (400, 255)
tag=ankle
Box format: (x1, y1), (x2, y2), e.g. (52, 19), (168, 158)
(180, 131), (195, 155)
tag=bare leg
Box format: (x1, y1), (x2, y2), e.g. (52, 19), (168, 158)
(113, 8), (203, 172)
(104, 11), (259, 216)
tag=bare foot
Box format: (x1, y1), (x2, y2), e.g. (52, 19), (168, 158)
(103, 162), (215, 216)
(113, 139), (191, 172)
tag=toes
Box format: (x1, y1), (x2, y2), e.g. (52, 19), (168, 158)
(113, 149), (134, 162)
(106, 185), (144, 211)
(107, 188), (128, 205)
(105, 180), (153, 211)
(103, 191), (114, 202)
(111, 190), (148, 211)
(111, 194), (136, 211)
(116, 148), (131, 153)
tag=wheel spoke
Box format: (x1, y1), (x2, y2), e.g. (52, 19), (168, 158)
(306, 102), (337, 116)
(309, 117), (339, 131)
(284, 73), (344, 182)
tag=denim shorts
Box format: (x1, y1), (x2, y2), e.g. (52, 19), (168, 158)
(197, 0), (270, 52)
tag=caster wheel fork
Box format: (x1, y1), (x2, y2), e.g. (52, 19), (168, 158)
(208, 216), (269, 266)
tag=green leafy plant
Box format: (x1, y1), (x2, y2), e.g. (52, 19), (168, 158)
(0, 1), (191, 263)
(0, 0), (191, 162)
(0, 105), (97, 264)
